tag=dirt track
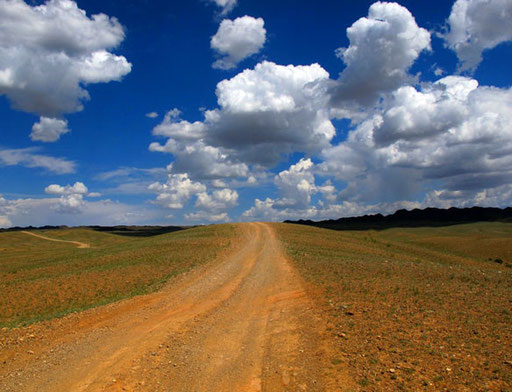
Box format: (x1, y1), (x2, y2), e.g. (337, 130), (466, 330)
(21, 231), (90, 248)
(0, 223), (348, 391)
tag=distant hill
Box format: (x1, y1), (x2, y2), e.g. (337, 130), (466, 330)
(0, 225), (188, 237)
(284, 206), (512, 230)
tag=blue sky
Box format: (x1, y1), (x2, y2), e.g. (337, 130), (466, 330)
(1, 0), (512, 227)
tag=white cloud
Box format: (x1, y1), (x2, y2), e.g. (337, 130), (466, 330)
(185, 211), (230, 223)
(320, 75), (512, 207)
(152, 109), (206, 141)
(444, 0), (512, 72)
(148, 174), (239, 223)
(150, 140), (248, 180)
(30, 116), (70, 142)
(195, 188), (238, 212)
(148, 173), (206, 209)
(0, 197), (12, 228)
(0, 147), (75, 173)
(0, 195), (159, 226)
(242, 197), (319, 222)
(53, 193), (85, 214)
(330, 1), (430, 108)
(206, 61), (334, 166)
(150, 61), (335, 179)
(0, 0), (131, 119)
(211, 16), (266, 70)
(44, 181), (102, 213)
(145, 112), (158, 118)
(209, 0), (237, 15)
(45, 181), (88, 195)
(274, 158), (316, 209)
(242, 158), (332, 221)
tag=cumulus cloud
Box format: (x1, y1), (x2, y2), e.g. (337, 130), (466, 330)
(243, 158), (328, 221)
(44, 181), (103, 213)
(45, 181), (88, 195)
(148, 172), (239, 223)
(444, 0), (512, 72)
(274, 158), (317, 209)
(150, 61), (335, 180)
(0, 0), (131, 135)
(330, 1), (430, 108)
(209, 0), (237, 15)
(150, 141), (248, 180)
(211, 16), (266, 70)
(0, 147), (75, 173)
(195, 188), (238, 212)
(206, 61), (334, 165)
(149, 173), (206, 209)
(53, 193), (85, 214)
(152, 109), (206, 141)
(30, 117), (70, 142)
(320, 75), (512, 208)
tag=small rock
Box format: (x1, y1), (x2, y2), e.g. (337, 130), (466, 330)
(27, 350), (34, 355)
(389, 368), (396, 373)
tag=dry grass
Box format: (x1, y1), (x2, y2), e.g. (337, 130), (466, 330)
(0, 225), (237, 327)
(273, 222), (512, 392)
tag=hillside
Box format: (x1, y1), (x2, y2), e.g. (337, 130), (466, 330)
(285, 206), (512, 230)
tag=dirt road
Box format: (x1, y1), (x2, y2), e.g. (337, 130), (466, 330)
(21, 231), (90, 248)
(0, 223), (348, 391)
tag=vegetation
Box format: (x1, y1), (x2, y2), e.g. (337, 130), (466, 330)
(0, 225), (237, 327)
(274, 222), (512, 391)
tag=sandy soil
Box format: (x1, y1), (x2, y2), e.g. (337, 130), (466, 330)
(0, 223), (350, 391)
(21, 231), (90, 249)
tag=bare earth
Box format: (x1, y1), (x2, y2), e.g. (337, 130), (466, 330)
(0, 223), (350, 391)
(21, 231), (90, 249)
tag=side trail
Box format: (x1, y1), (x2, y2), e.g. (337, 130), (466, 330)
(21, 231), (90, 249)
(0, 223), (348, 391)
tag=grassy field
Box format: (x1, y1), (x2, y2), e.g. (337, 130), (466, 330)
(273, 222), (512, 392)
(0, 225), (237, 328)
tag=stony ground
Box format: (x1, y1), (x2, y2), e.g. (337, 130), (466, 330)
(0, 223), (352, 391)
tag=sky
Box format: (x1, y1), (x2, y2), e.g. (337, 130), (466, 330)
(1, 0), (512, 227)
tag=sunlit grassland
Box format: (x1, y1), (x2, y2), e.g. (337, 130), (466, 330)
(273, 222), (512, 392)
(0, 225), (237, 328)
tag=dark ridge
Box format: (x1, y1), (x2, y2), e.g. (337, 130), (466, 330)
(284, 206), (512, 231)
(88, 225), (188, 237)
(0, 225), (190, 237)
